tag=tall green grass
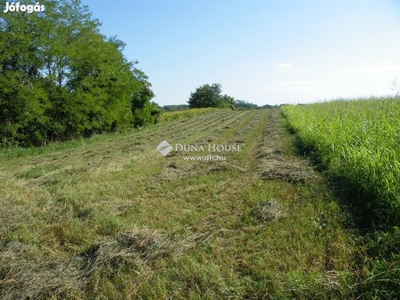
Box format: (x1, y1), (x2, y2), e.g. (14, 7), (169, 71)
(281, 97), (400, 226)
(281, 98), (400, 298)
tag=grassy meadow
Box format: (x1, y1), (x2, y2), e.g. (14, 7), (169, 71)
(161, 107), (220, 122)
(0, 104), (399, 298)
(282, 97), (400, 297)
(282, 98), (400, 225)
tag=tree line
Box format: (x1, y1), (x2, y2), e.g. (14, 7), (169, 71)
(0, 0), (160, 147)
(162, 90), (270, 112)
(187, 84), (276, 110)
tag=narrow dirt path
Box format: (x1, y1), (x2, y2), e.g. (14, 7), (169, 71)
(257, 109), (318, 184)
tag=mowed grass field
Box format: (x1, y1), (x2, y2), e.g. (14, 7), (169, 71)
(0, 107), (391, 299)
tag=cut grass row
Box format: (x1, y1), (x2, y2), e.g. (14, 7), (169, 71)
(161, 107), (220, 122)
(0, 109), (358, 298)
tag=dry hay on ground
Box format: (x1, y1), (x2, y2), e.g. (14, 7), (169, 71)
(253, 199), (286, 223)
(260, 159), (317, 184)
(0, 228), (208, 299)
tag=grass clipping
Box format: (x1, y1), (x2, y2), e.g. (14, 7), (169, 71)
(254, 199), (285, 223)
(0, 228), (201, 299)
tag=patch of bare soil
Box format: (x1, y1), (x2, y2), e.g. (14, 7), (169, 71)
(258, 109), (318, 184)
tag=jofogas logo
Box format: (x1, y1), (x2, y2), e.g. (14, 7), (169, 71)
(3, 2), (45, 13)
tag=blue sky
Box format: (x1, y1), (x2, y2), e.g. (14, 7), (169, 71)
(81, 0), (400, 106)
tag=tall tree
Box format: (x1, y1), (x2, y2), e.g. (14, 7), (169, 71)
(188, 83), (235, 110)
(0, 0), (156, 146)
(131, 69), (160, 127)
(220, 94), (236, 110)
(188, 83), (223, 108)
(0, 4), (49, 145)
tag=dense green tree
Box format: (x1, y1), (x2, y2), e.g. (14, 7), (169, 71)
(235, 100), (259, 110)
(188, 83), (235, 110)
(131, 69), (160, 127)
(163, 105), (189, 111)
(0, 5), (49, 145)
(220, 94), (236, 110)
(188, 83), (222, 108)
(0, 0), (156, 146)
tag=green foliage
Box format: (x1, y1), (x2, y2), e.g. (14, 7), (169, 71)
(132, 101), (161, 127)
(131, 69), (159, 127)
(235, 100), (259, 110)
(263, 104), (279, 109)
(188, 83), (236, 110)
(163, 104), (189, 111)
(220, 94), (236, 110)
(0, 0), (156, 147)
(188, 83), (222, 108)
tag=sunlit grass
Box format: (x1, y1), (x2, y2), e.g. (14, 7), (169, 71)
(0, 109), (358, 299)
(161, 107), (220, 121)
(281, 97), (400, 297)
(281, 97), (400, 225)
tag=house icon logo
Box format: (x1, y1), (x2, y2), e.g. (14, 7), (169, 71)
(156, 140), (173, 156)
